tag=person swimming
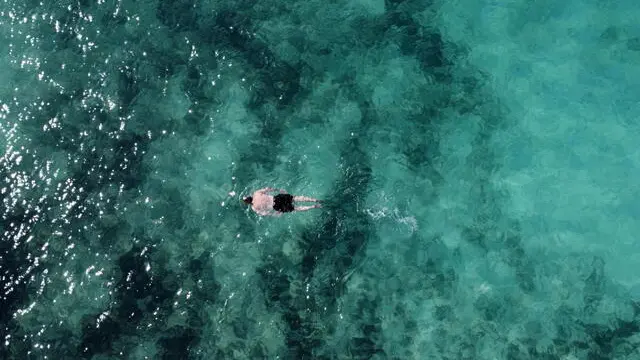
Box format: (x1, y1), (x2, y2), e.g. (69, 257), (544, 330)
(242, 187), (321, 216)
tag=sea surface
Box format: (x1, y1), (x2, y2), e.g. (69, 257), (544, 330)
(2, 0), (640, 359)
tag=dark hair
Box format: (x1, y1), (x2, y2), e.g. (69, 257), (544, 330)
(243, 196), (253, 205)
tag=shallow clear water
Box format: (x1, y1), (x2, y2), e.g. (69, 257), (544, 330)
(2, 0), (640, 359)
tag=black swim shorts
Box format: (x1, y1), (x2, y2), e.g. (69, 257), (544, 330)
(273, 194), (295, 212)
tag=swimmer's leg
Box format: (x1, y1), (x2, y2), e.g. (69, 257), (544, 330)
(295, 204), (322, 212)
(294, 196), (319, 202)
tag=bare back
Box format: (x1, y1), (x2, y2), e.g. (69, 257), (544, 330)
(251, 190), (275, 216)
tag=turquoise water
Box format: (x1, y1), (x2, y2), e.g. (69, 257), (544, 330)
(2, 0), (640, 358)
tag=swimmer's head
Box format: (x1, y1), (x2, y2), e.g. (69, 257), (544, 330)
(242, 196), (253, 205)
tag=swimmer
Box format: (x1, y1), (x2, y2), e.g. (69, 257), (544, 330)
(242, 187), (322, 216)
